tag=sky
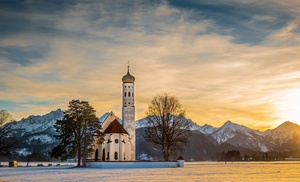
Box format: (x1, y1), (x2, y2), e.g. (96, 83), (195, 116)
(1, 0), (300, 131)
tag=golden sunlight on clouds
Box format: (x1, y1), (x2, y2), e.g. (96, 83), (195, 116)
(1, 0), (300, 131)
(276, 88), (300, 126)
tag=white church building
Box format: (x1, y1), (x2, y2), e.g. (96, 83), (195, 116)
(86, 66), (185, 168)
(90, 66), (136, 161)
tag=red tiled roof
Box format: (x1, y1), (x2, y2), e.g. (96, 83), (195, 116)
(104, 119), (128, 134)
(177, 156), (184, 160)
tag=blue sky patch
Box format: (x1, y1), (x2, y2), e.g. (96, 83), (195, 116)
(167, 0), (293, 45)
(0, 45), (50, 66)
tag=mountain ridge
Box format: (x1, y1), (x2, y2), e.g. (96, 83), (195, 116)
(3, 109), (300, 160)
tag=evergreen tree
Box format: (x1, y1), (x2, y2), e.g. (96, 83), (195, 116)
(51, 100), (104, 167)
(244, 154), (250, 161)
(224, 150), (242, 161)
(252, 154), (256, 161)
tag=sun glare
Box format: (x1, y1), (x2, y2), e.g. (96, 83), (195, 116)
(277, 89), (300, 125)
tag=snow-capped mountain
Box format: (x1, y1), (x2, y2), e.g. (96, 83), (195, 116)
(136, 116), (217, 135)
(208, 120), (300, 152)
(263, 121), (300, 152)
(3, 109), (300, 160)
(10, 109), (64, 137)
(210, 120), (262, 143)
(8, 109), (64, 156)
(210, 120), (268, 152)
(198, 124), (217, 135)
(264, 121), (300, 143)
(136, 118), (150, 129)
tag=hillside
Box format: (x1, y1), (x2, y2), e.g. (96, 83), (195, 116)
(2, 109), (300, 161)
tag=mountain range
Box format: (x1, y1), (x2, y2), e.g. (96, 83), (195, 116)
(4, 109), (300, 161)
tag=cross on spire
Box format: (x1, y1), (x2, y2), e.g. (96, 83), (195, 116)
(127, 61), (130, 74)
(128, 61), (130, 71)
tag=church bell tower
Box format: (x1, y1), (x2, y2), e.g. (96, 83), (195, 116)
(122, 65), (135, 160)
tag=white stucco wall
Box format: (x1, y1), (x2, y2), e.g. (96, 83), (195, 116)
(86, 161), (184, 168)
(102, 133), (130, 161)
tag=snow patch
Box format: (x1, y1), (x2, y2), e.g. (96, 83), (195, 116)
(138, 153), (153, 161)
(17, 148), (32, 156)
(258, 143), (268, 152)
(25, 134), (55, 145)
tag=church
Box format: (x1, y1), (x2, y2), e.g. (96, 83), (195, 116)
(86, 66), (185, 168)
(90, 66), (136, 161)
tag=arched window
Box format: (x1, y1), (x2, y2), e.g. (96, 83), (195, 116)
(106, 152), (109, 160)
(115, 139), (119, 144)
(128, 92), (131, 97)
(124, 92), (126, 97)
(114, 152), (118, 160)
(132, 92), (134, 97)
(102, 148), (105, 161)
(95, 149), (99, 161)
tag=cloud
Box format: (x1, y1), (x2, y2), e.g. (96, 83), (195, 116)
(0, 45), (50, 66)
(0, 0), (300, 129)
(167, 0), (294, 45)
(265, 21), (300, 46)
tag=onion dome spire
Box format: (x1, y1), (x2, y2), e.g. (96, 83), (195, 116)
(122, 63), (135, 83)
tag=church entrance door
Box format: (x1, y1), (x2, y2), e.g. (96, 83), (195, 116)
(102, 148), (105, 161)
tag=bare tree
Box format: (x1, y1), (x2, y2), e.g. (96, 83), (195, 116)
(143, 94), (190, 161)
(0, 110), (15, 156)
(0, 110), (12, 126)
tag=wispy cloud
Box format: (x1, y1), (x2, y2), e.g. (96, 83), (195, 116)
(1, 0), (300, 130)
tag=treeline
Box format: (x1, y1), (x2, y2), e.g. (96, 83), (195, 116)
(215, 150), (287, 161)
(215, 150), (242, 161)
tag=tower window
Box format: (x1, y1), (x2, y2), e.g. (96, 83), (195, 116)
(114, 152), (118, 160)
(129, 86), (130, 88)
(132, 92), (134, 97)
(128, 92), (131, 97)
(128, 102), (130, 104)
(115, 139), (119, 144)
(125, 86), (126, 88)
(124, 92), (126, 97)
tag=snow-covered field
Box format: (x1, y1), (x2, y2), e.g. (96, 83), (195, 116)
(1, 162), (300, 181)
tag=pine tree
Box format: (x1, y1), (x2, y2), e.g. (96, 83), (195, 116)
(51, 100), (104, 167)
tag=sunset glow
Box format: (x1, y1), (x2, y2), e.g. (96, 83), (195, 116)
(277, 88), (300, 125)
(1, 0), (300, 130)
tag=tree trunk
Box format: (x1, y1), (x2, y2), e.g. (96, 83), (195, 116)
(77, 149), (81, 167)
(82, 124), (88, 167)
(82, 145), (87, 167)
(162, 144), (167, 161)
(77, 156), (81, 167)
(82, 156), (86, 167)
(166, 147), (170, 161)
